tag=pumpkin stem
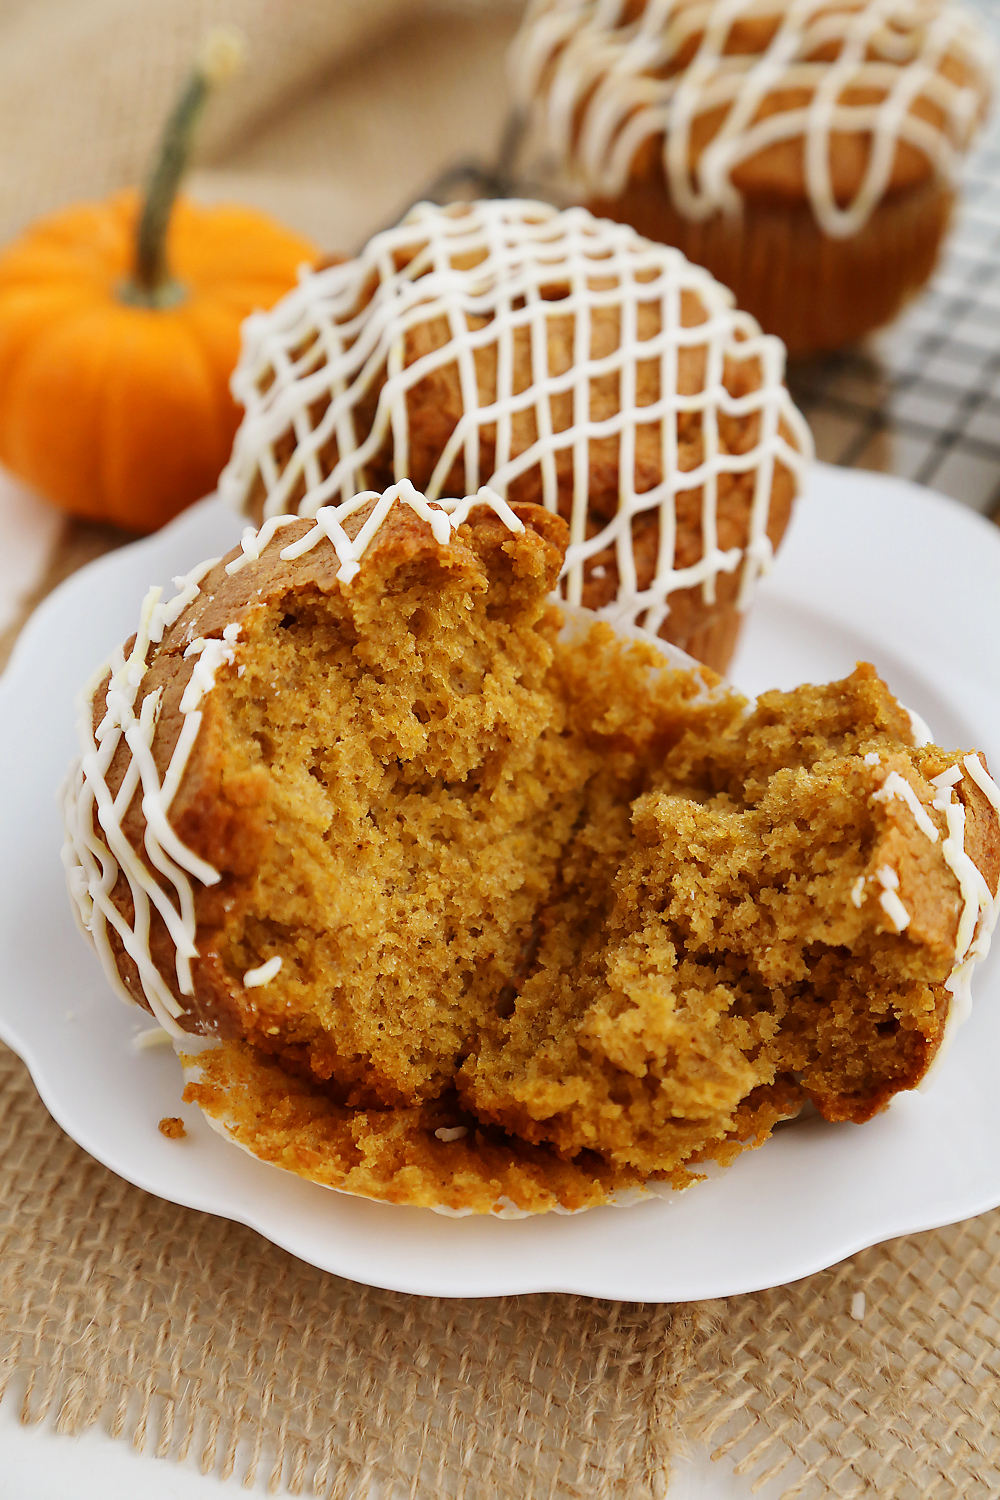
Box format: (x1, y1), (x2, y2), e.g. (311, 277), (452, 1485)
(123, 26), (246, 308)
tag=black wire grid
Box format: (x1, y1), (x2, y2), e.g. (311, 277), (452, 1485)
(791, 116), (1000, 521)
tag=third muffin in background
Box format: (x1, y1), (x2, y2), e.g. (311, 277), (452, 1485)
(511, 0), (992, 355)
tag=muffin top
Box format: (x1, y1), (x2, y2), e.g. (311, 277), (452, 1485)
(510, 0), (992, 236)
(218, 198), (811, 635)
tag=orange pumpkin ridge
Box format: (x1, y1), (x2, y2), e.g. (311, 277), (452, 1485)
(0, 189), (317, 531)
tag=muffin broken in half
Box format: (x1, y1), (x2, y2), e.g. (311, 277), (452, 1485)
(62, 484), (1000, 1213)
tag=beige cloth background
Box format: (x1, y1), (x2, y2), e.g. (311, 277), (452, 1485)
(0, 0), (522, 251)
(2, 2), (1000, 1495)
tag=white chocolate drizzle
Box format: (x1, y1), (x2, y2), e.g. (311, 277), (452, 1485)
(876, 864), (909, 932)
(511, 0), (992, 238)
(859, 752), (1000, 1079)
(278, 480), (524, 585)
(244, 956), (283, 989)
(867, 756), (999, 961)
(133, 1025), (173, 1050)
(61, 486), (525, 1032)
(904, 705), (934, 748)
(872, 769), (938, 843)
(218, 198), (811, 636)
(61, 557), (228, 1038)
(917, 756), (1000, 1086)
(179, 625), (240, 715)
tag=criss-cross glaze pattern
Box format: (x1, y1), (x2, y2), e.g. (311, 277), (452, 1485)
(218, 200), (811, 635)
(512, 0), (991, 237)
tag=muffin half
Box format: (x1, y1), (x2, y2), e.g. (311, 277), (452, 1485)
(63, 485), (1000, 1213)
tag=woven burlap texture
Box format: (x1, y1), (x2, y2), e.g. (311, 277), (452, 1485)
(0, 0), (521, 254)
(3, 1040), (1000, 1499)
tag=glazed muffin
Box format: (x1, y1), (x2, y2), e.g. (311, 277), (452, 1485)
(510, 0), (992, 355)
(62, 483), (1000, 1214)
(217, 198), (812, 673)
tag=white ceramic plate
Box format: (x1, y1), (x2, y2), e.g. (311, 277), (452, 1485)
(2, 462), (999, 1302)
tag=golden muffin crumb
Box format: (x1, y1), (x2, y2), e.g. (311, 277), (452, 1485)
(158, 1116), (186, 1140)
(66, 489), (1000, 1213)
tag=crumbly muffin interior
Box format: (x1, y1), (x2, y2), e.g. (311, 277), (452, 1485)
(204, 516), (605, 1105)
(194, 514), (740, 1111)
(178, 511), (988, 1202)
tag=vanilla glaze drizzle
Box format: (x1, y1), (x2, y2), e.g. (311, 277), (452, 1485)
(511, 0), (991, 238)
(217, 199), (812, 638)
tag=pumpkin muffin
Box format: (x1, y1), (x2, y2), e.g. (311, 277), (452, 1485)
(62, 483), (1000, 1215)
(217, 198), (812, 673)
(510, 0), (992, 355)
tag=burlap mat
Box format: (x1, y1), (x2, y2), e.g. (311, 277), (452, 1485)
(4, 1033), (1000, 1498)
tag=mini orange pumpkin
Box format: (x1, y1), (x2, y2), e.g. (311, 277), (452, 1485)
(0, 33), (318, 533)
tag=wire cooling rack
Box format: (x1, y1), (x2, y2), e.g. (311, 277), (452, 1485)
(787, 0), (1000, 520)
(791, 119), (1000, 519)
